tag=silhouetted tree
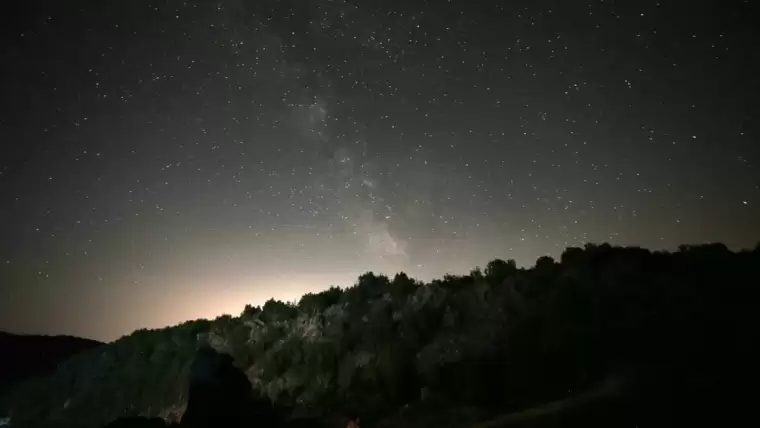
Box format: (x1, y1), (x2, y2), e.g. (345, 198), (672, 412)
(484, 259), (517, 283)
(261, 299), (298, 323)
(299, 287), (343, 314)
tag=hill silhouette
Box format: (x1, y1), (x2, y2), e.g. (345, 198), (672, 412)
(1, 242), (758, 427)
(0, 332), (103, 393)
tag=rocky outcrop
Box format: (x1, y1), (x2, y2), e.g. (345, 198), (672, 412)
(102, 345), (277, 428)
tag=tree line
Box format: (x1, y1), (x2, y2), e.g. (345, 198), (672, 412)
(2, 242), (758, 427)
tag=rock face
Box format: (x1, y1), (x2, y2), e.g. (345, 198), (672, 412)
(103, 346), (284, 428)
(102, 345), (357, 428)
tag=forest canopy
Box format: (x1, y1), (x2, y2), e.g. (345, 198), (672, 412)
(1, 242), (758, 428)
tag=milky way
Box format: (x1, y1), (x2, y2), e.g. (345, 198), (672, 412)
(1, 0), (758, 341)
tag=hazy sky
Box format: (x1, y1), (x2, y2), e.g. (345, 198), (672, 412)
(1, 0), (758, 341)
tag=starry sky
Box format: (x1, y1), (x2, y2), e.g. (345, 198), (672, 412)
(1, 0), (758, 342)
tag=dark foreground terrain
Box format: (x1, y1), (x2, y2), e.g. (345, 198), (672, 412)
(1, 243), (758, 427)
(0, 332), (102, 393)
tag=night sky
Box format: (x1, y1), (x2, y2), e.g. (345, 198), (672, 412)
(1, 0), (758, 342)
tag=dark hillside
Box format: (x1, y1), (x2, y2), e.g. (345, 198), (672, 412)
(2, 243), (758, 428)
(0, 332), (103, 393)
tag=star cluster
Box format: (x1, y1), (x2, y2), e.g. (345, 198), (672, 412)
(1, 0), (757, 341)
